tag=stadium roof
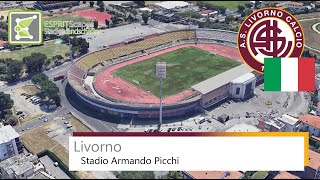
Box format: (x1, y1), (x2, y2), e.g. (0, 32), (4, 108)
(191, 64), (252, 94)
(0, 125), (20, 144)
(155, 1), (189, 10)
(231, 73), (255, 84)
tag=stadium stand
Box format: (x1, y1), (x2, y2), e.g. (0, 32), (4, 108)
(196, 29), (237, 43)
(67, 29), (241, 118)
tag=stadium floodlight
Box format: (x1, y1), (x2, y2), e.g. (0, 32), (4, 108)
(156, 61), (166, 128)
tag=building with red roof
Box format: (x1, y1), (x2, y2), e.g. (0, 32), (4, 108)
(299, 114), (320, 137)
(273, 171), (300, 179)
(183, 171), (244, 179)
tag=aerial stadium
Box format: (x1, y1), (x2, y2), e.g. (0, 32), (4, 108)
(67, 29), (264, 119)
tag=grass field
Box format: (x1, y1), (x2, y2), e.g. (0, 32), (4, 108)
(0, 40), (70, 61)
(250, 171), (268, 179)
(44, 14), (92, 22)
(198, 1), (249, 10)
(300, 19), (320, 56)
(113, 47), (241, 97)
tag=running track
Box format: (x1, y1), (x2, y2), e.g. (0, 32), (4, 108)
(94, 44), (241, 104)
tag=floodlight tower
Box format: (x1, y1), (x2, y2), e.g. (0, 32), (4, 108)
(156, 61), (166, 128)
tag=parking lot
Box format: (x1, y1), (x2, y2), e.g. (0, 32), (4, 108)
(39, 155), (70, 179)
(8, 85), (48, 124)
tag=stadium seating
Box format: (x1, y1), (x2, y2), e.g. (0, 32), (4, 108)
(69, 29), (238, 98)
(196, 29), (237, 43)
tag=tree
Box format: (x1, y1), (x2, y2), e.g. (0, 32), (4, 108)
(225, 15), (234, 24)
(6, 60), (23, 82)
(134, 1), (145, 7)
(105, 19), (110, 28)
(142, 12), (149, 25)
(0, 21), (8, 30)
(165, 171), (184, 179)
(0, 31), (8, 41)
(94, 20), (99, 29)
(31, 73), (60, 104)
(23, 53), (47, 73)
(245, 9), (253, 16)
(245, 3), (253, 9)
(98, 1), (105, 12)
(71, 37), (89, 56)
(0, 92), (13, 118)
(254, 1), (261, 9)
(130, 9), (138, 19)
(89, 1), (94, 7)
(55, 55), (63, 61)
(237, 5), (245, 13)
(118, 171), (155, 179)
(6, 116), (18, 126)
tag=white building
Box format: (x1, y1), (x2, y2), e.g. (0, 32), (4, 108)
(277, 114), (301, 132)
(0, 125), (23, 161)
(230, 73), (256, 100)
(276, 1), (304, 9)
(155, 1), (190, 11)
(0, 154), (44, 179)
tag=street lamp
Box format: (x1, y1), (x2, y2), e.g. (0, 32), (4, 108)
(156, 61), (166, 128)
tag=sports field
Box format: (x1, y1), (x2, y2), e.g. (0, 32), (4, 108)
(299, 18), (320, 56)
(113, 47), (241, 97)
(198, 1), (249, 10)
(44, 14), (92, 22)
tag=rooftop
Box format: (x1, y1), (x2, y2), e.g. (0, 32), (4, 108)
(0, 125), (20, 144)
(0, 154), (38, 176)
(226, 123), (260, 132)
(277, 114), (300, 126)
(309, 150), (320, 170)
(231, 72), (256, 84)
(260, 118), (286, 129)
(273, 171), (300, 179)
(186, 171), (243, 179)
(299, 114), (320, 128)
(192, 64), (252, 94)
(155, 1), (189, 10)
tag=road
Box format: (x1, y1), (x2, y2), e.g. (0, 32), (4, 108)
(0, 61), (72, 93)
(6, 60), (119, 133)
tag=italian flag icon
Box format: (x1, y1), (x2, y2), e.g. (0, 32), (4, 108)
(264, 57), (315, 92)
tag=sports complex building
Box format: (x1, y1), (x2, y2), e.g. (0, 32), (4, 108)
(67, 29), (264, 119)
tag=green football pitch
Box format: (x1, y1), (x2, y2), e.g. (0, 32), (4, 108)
(113, 47), (241, 97)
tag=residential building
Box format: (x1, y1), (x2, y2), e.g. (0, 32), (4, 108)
(277, 114), (300, 132)
(0, 125), (23, 161)
(276, 1), (304, 9)
(257, 118), (286, 132)
(0, 154), (44, 179)
(273, 171), (300, 179)
(183, 171), (244, 179)
(298, 114), (320, 137)
(289, 150), (320, 179)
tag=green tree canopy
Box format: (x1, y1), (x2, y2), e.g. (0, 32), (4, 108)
(6, 60), (23, 82)
(0, 92), (14, 118)
(142, 12), (149, 25)
(164, 171), (184, 179)
(23, 53), (47, 73)
(118, 171), (155, 179)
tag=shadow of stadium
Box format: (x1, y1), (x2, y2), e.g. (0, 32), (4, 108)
(64, 83), (200, 125)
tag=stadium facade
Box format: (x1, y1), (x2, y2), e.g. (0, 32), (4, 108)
(68, 29), (263, 119)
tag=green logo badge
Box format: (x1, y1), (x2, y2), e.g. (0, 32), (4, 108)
(8, 10), (43, 45)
